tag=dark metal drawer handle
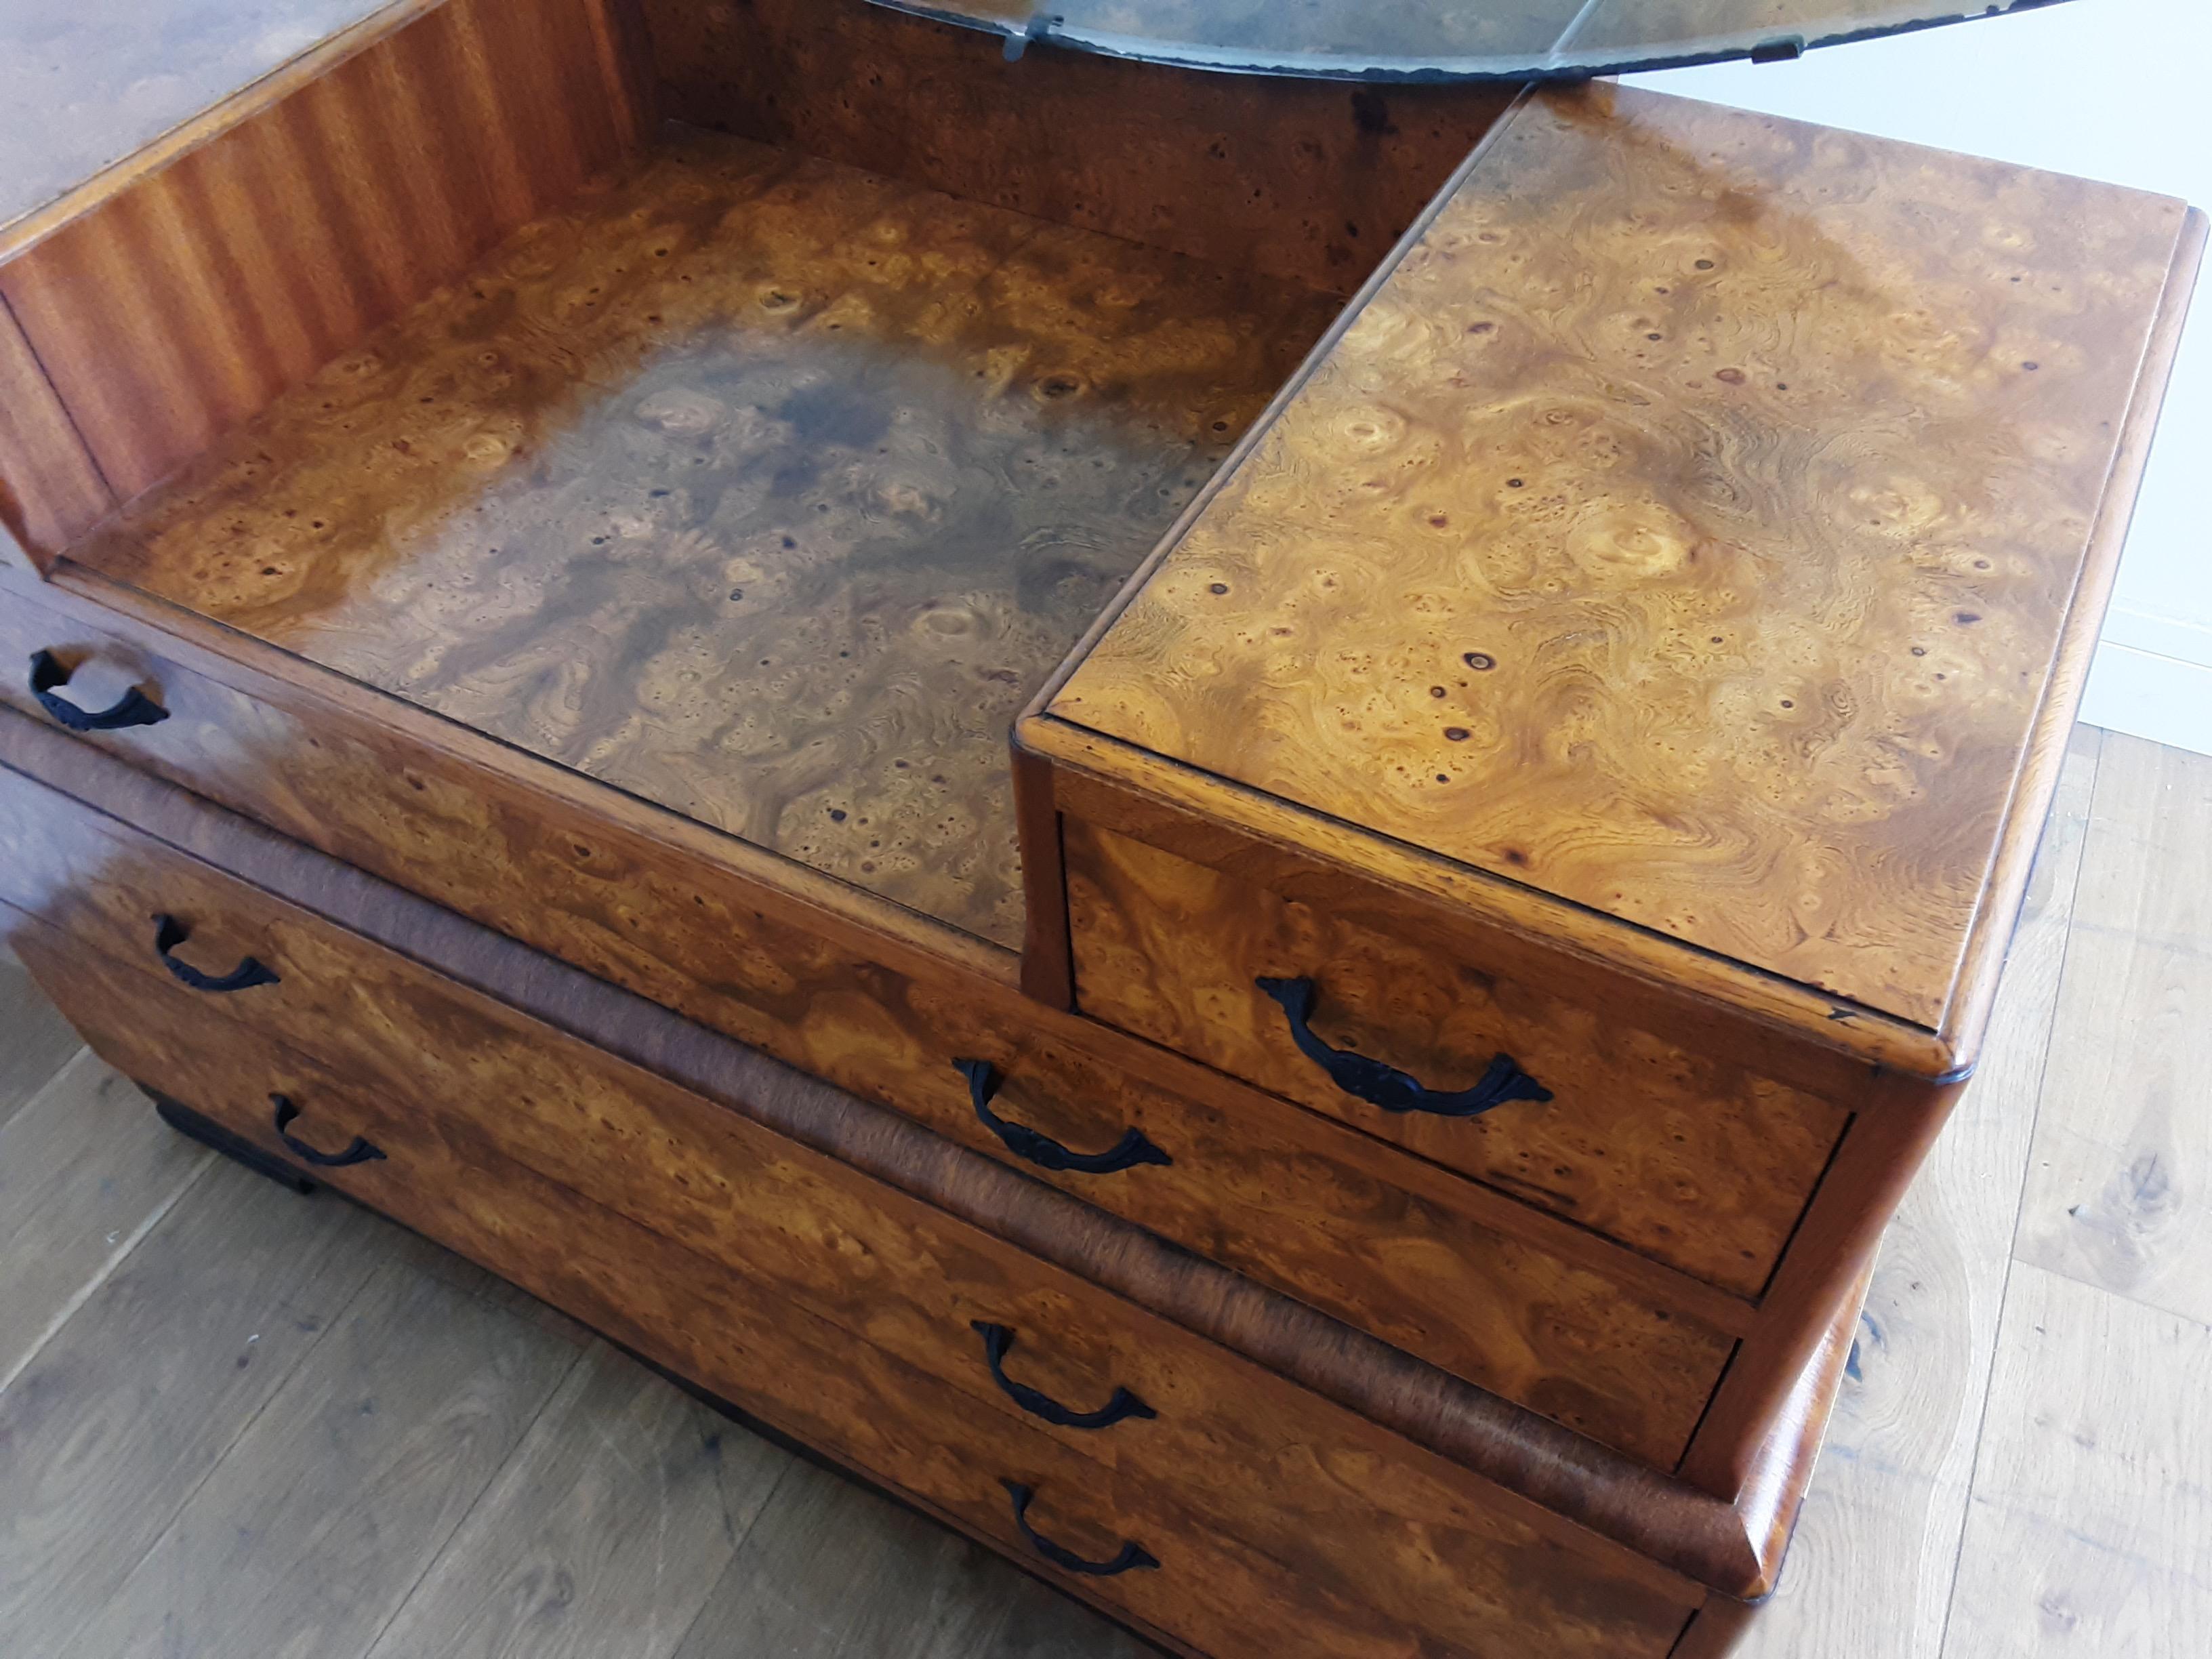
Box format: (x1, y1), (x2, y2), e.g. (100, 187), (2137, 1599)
(152, 914), (281, 994)
(971, 1322), (1155, 1431)
(1254, 976), (1552, 1119)
(999, 1480), (1158, 1577)
(955, 1059), (1171, 1176)
(28, 650), (171, 733)
(271, 1094), (385, 1168)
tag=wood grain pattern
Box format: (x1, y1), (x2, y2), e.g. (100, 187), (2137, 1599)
(53, 1261), (581, 1659)
(1045, 81), (2190, 1038)
(1944, 1264), (2212, 1657)
(1023, 712), (1950, 1083)
(8, 901), (1719, 1605)
(640, 0), (1517, 300)
(0, 574), (1761, 1453)
(66, 131), (1335, 947)
(14, 932), (1702, 1659)
(0, 938), (84, 1130)
(1677, 1065), (1960, 1500)
(365, 1340), (795, 1659)
(0, 1050), (207, 1389)
(0, 1155), (391, 1641)
(1727, 724), (2101, 1657)
(1065, 815), (1849, 1296)
(670, 1460), (1076, 1659)
(0, 698), (1849, 1601)
(0, 293), (112, 571)
(2012, 734), (2212, 1325)
(0, 0), (651, 501)
(0, 752), (1743, 1462)
(0, 564), (1012, 987)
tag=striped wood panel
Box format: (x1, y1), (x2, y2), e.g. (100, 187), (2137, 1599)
(0, 0), (653, 504)
(0, 294), (114, 572)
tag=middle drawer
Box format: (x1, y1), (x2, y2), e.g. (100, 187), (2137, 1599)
(0, 726), (1744, 1467)
(0, 898), (1702, 1656)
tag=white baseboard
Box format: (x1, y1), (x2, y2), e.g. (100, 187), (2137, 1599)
(2080, 642), (2212, 758)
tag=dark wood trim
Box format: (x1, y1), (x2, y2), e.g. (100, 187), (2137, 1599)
(1677, 1081), (1953, 1500)
(1011, 736), (1076, 1010)
(1668, 1593), (1759, 1659)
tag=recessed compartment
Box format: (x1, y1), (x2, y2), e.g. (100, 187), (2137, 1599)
(61, 130), (1340, 949)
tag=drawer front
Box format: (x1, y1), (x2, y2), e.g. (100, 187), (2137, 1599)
(1065, 817), (1854, 1297)
(3, 900), (1697, 1658)
(22, 926), (1666, 1659)
(0, 645), (1743, 1471)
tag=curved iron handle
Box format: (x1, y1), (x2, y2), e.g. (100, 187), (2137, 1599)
(970, 1322), (1155, 1431)
(954, 1059), (1171, 1176)
(152, 914), (280, 994)
(1254, 976), (1552, 1119)
(28, 650), (170, 733)
(999, 1481), (1158, 1577)
(271, 1094), (385, 1168)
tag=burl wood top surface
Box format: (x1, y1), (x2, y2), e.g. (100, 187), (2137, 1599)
(73, 129), (1336, 948)
(1051, 83), (2188, 1029)
(0, 0), (390, 244)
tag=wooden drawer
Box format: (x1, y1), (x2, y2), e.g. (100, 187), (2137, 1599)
(1062, 816), (1849, 1296)
(0, 633), (1747, 1468)
(3, 908), (1700, 1659)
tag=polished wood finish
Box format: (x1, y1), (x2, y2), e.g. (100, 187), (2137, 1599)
(0, 583), (1764, 1462)
(1013, 80), (2205, 1505)
(639, 0), (1519, 300)
(0, 707), (1849, 1607)
(7, 922), (1708, 1659)
(12, 732), (2211, 1659)
(1731, 729), (2102, 1656)
(1040, 81), (2196, 1057)
(65, 130), (1336, 948)
(1065, 815), (1849, 1296)
(1677, 1069), (1959, 1497)
(1023, 712), (1948, 1082)
(0, 748), (1739, 1466)
(0, 13), (2193, 1643)
(0, 0), (651, 501)
(0, 297), (111, 572)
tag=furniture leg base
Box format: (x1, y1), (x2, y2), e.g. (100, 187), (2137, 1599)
(146, 1086), (317, 1195)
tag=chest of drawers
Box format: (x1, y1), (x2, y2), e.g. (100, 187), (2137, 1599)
(0, 0), (2198, 1653)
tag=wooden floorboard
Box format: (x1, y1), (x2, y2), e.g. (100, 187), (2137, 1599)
(0, 1050), (210, 1389)
(1944, 1264), (2212, 1656)
(1732, 727), (2103, 1659)
(1942, 733), (2212, 1656)
(54, 1261), (582, 1659)
(2013, 732), (2212, 1325)
(365, 1340), (794, 1659)
(0, 727), (2204, 1659)
(0, 944), (83, 1130)
(0, 1156), (396, 1643)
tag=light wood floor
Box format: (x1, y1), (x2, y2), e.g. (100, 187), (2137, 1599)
(2, 728), (2206, 1658)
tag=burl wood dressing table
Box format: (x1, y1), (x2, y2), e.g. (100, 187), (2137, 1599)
(0, 2), (2198, 1654)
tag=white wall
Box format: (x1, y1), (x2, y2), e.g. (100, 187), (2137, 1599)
(1628, 0), (2212, 756)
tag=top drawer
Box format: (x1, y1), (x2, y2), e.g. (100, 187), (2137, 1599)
(1061, 815), (1847, 1296)
(1029, 85), (2200, 1084)
(1017, 86), (2205, 1300)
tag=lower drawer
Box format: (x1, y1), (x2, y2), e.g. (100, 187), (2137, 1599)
(5, 907), (1698, 1659)
(0, 693), (1743, 1468)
